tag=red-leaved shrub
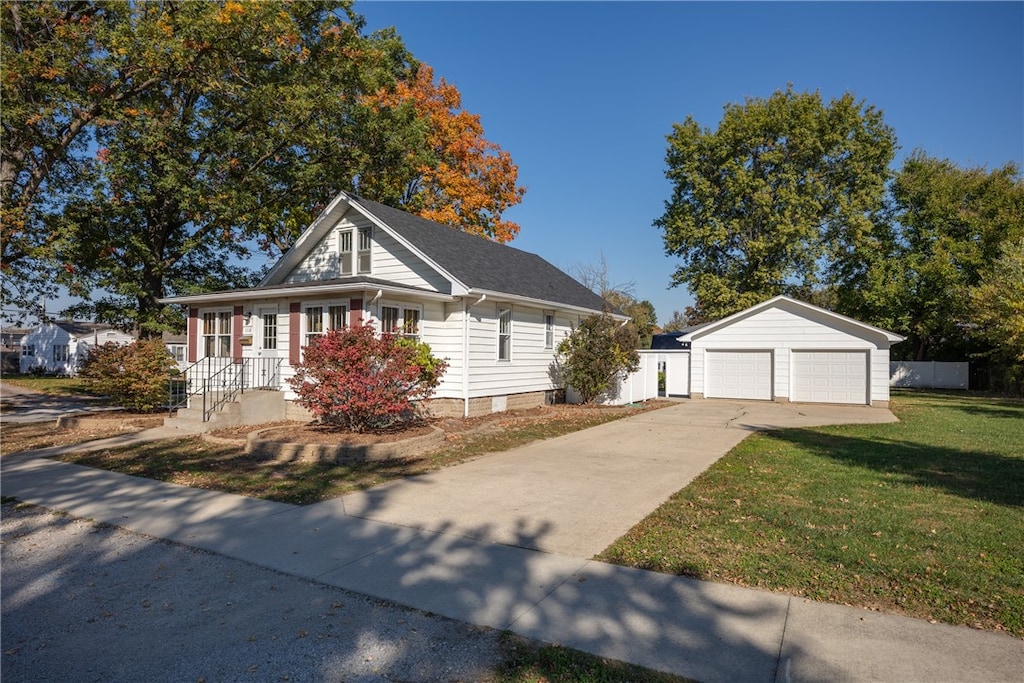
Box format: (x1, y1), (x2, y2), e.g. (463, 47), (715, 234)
(287, 324), (448, 432)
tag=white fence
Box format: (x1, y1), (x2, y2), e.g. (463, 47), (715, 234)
(569, 350), (689, 405)
(890, 361), (969, 389)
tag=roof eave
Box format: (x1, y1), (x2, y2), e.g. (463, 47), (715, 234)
(466, 287), (619, 319)
(160, 282), (456, 306)
(678, 295), (905, 343)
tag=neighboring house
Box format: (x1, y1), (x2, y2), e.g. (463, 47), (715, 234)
(18, 321), (136, 375)
(162, 332), (188, 369)
(160, 191), (611, 418)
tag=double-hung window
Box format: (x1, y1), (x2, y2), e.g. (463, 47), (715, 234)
(168, 344), (186, 362)
(22, 344), (34, 357)
(358, 227), (372, 274)
(53, 344), (69, 362)
(338, 226), (372, 276)
(305, 304), (348, 347)
(203, 311), (232, 358)
(544, 314), (554, 349)
(338, 230), (353, 276)
(379, 304), (421, 339)
(498, 308), (512, 361)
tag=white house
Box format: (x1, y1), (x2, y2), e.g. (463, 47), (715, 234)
(18, 322), (136, 376)
(160, 191), (612, 418)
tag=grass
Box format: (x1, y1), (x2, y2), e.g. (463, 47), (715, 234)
(598, 391), (1024, 637)
(54, 403), (668, 505)
(495, 635), (690, 682)
(0, 417), (162, 454)
(1, 374), (102, 397)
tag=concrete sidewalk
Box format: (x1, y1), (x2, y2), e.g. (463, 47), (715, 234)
(2, 417), (1021, 682)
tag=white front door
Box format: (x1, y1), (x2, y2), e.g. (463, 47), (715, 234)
(254, 305), (284, 388)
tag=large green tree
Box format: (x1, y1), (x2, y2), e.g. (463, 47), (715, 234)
(970, 239), (1024, 363)
(2, 1), (523, 334)
(843, 154), (1024, 359)
(656, 86), (896, 321)
(1, 1), (148, 317)
(50, 1), (418, 334)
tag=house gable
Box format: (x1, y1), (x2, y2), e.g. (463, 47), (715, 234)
(680, 296), (904, 347)
(266, 199), (454, 295)
(255, 191), (606, 313)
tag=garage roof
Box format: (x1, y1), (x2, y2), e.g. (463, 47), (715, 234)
(677, 296), (905, 344)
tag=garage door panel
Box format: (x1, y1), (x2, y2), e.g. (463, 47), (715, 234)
(707, 351), (772, 400)
(792, 351), (868, 404)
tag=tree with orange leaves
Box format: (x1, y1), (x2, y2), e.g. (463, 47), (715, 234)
(364, 64), (525, 243)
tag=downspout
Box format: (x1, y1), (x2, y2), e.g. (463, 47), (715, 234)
(463, 299), (470, 418)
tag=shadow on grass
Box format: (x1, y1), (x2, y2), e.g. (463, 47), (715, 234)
(766, 429), (1024, 508)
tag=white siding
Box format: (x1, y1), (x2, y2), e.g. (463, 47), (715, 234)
(285, 213), (450, 292)
(465, 303), (571, 399)
(369, 218), (451, 293)
(285, 230), (337, 283)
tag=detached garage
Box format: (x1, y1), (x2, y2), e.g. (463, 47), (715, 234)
(680, 296), (904, 407)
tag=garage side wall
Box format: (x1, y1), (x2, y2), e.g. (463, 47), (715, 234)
(689, 304), (892, 405)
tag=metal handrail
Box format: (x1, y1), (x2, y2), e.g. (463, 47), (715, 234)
(202, 359), (246, 422)
(169, 356), (284, 421)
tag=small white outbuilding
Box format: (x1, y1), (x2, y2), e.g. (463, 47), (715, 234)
(679, 296), (904, 407)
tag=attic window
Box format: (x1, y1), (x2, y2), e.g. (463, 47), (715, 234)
(339, 230), (353, 276)
(338, 226), (372, 276)
(358, 227), (372, 274)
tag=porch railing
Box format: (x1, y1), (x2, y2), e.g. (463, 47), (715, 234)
(168, 356), (283, 421)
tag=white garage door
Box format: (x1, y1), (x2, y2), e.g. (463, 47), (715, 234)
(792, 351), (868, 404)
(706, 350), (773, 400)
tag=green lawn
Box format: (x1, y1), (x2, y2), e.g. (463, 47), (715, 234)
(599, 391), (1024, 636)
(1, 375), (102, 397)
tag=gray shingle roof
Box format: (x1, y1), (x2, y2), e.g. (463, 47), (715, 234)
(350, 196), (606, 311)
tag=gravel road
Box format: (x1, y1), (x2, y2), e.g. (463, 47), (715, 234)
(1, 501), (517, 682)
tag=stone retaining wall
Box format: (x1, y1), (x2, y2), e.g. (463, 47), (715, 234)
(56, 413), (162, 431)
(245, 425), (445, 465)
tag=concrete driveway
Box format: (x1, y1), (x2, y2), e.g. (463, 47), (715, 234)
(339, 400), (897, 558)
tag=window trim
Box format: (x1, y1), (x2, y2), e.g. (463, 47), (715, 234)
(378, 301), (422, 340)
(497, 307), (512, 361)
(338, 229), (354, 276)
(357, 226), (372, 275)
(303, 301), (349, 348)
(201, 309), (233, 359)
(336, 225), (372, 276)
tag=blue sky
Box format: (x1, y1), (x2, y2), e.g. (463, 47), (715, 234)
(356, 0), (1024, 324)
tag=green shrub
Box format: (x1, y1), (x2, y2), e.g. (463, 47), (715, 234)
(79, 338), (178, 412)
(556, 313), (640, 404)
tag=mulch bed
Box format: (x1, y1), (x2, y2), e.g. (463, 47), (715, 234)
(207, 401), (670, 446)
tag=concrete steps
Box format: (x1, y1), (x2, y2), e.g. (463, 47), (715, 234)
(165, 389), (286, 433)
